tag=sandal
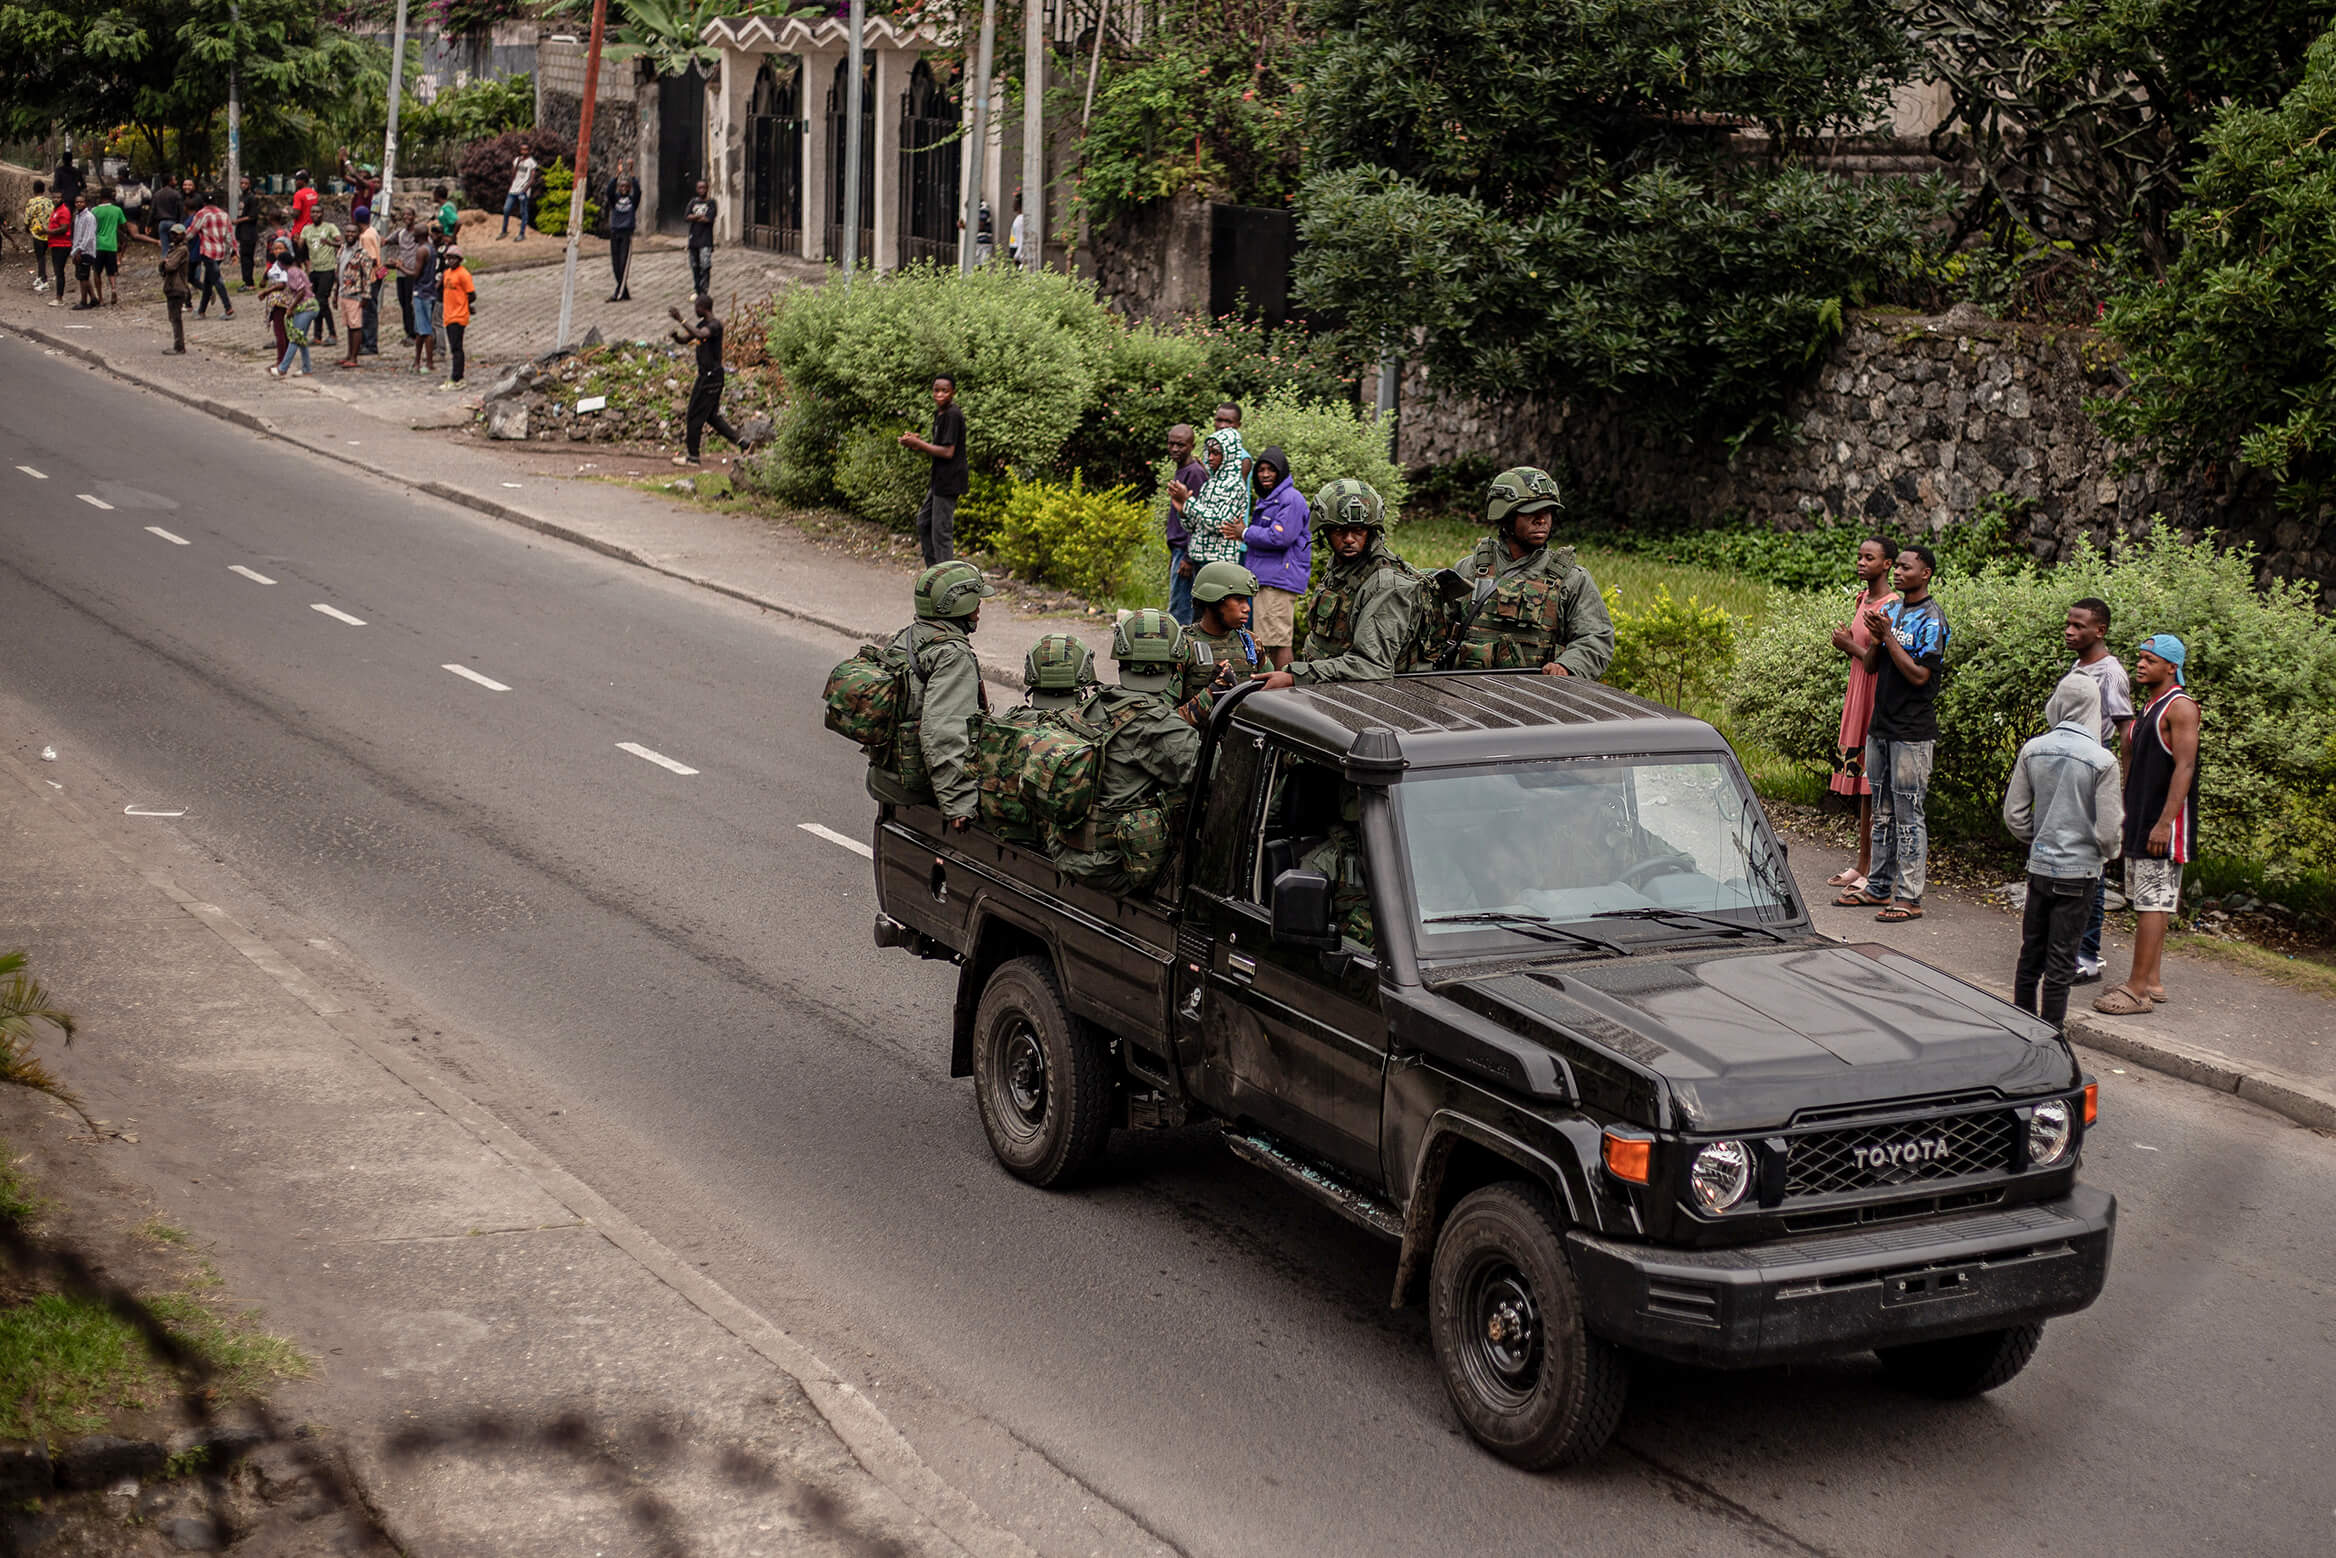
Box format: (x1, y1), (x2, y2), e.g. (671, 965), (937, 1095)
(2145, 988), (2168, 1004)
(1834, 890), (1888, 907)
(1874, 903), (1924, 922)
(2092, 985), (2153, 1016)
(1827, 869), (1868, 889)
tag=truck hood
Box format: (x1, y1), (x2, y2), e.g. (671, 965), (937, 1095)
(1442, 942), (2075, 1131)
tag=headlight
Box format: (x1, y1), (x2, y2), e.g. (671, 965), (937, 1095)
(1689, 1140), (1753, 1214)
(2028, 1100), (2074, 1167)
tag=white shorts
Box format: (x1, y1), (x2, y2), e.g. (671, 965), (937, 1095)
(2125, 855), (2183, 915)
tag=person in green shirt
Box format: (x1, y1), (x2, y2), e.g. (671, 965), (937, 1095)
(90, 192), (125, 305)
(303, 215), (343, 344)
(433, 185), (459, 243)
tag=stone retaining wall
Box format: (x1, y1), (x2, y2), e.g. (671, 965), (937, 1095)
(1396, 306), (2336, 592)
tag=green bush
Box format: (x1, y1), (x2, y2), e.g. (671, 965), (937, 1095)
(953, 468), (1014, 554)
(1728, 531), (2336, 884)
(1069, 324), (1216, 491)
(747, 396), (852, 507)
(835, 425), (930, 529)
(1570, 495), (2032, 594)
(994, 473), (1154, 600)
(1179, 311), (1364, 414)
(769, 263), (1116, 478)
(1605, 585), (1739, 714)
(532, 159), (601, 238)
(1238, 387), (1409, 521)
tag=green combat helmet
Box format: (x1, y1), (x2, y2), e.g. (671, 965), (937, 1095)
(1313, 477), (1386, 532)
(914, 559), (997, 619)
(1112, 608), (1184, 690)
(1484, 466), (1564, 528)
(1191, 561), (1259, 604)
(1024, 632), (1095, 691)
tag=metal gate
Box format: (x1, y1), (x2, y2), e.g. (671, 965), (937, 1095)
(824, 57), (874, 265)
(896, 59), (961, 268)
(657, 70), (706, 233)
(745, 58), (803, 254)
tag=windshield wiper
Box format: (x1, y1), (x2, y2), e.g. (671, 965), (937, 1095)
(1422, 911), (1630, 956)
(1591, 907), (1787, 942)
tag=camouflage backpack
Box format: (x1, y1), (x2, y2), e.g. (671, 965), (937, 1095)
(823, 641), (912, 756)
(1025, 692), (1152, 831)
(1103, 801), (1175, 888)
(975, 705), (1060, 843)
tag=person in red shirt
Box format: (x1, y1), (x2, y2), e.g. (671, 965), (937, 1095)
(185, 194), (236, 319)
(291, 171), (317, 240)
(43, 198), (71, 307)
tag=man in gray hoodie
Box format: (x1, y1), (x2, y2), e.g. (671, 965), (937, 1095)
(2003, 673), (2125, 1027)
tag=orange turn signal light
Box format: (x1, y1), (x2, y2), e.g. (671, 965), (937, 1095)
(1601, 1131), (1651, 1185)
(2082, 1081), (2098, 1126)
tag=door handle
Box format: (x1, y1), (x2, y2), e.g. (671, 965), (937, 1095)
(1227, 953), (1257, 985)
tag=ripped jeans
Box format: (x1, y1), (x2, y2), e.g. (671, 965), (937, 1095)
(1863, 734), (1935, 904)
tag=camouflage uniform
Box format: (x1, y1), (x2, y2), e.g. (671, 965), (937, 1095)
(1299, 821), (1375, 951)
(1288, 479), (1423, 685)
(865, 560), (995, 821)
(1448, 467), (1615, 679)
(975, 633), (1096, 842)
(1177, 561), (1263, 705)
(1052, 610), (1203, 894)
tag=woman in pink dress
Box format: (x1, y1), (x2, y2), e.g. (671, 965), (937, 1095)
(1826, 536), (1899, 891)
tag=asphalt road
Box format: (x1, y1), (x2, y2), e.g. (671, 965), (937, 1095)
(3, 341), (2330, 1557)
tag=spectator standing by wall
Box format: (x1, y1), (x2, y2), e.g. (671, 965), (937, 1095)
(389, 216), (420, 344)
(51, 153), (81, 207)
(152, 175), (184, 235)
(2003, 673), (2123, 1029)
(117, 171), (150, 239)
(158, 222), (192, 352)
(438, 247), (474, 388)
(334, 235), (367, 368)
(1243, 446), (1311, 672)
(24, 179), (53, 295)
(68, 194), (98, 310)
(1162, 423), (1206, 625)
(434, 185), (459, 242)
(605, 173), (639, 300)
(338, 148), (381, 216)
(667, 296), (748, 466)
(2094, 635), (2200, 1017)
(186, 194), (234, 318)
(1181, 427), (1253, 574)
(352, 209), (383, 355)
(1839, 544), (1948, 923)
(407, 218), (441, 377)
(290, 171), (318, 241)
(898, 375), (968, 563)
(42, 193), (71, 306)
(234, 178), (260, 288)
(303, 209), (342, 345)
(259, 237), (294, 362)
(684, 179), (717, 297)
(2063, 597), (2135, 983)
(1825, 536), (1900, 893)
(498, 145), (539, 240)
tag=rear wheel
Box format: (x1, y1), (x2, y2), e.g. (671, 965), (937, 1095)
(1876, 1323), (2044, 1398)
(1428, 1183), (1628, 1469)
(970, 956), (1111, 1187)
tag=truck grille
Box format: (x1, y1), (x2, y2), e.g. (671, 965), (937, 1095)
(1784, 1111), (2017, 1198)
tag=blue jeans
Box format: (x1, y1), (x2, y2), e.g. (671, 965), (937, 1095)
(1864, 734), (1935, 904)
(2080, 872), (2108, 961)
(277, 305), (316, 373)
(1167, 543), (1194, 625)
(499, 190), (531, 235)
(411, 294), (438, 341)
(195, 255), (230, 313)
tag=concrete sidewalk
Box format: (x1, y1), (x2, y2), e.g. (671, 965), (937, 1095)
(0, 732), (1026, 1557)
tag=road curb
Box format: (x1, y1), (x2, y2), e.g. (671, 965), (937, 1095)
(17, 321), (1032, 698)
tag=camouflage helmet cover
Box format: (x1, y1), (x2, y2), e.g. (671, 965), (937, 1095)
(1484, 466), (1564, 527)
(1191, 561), (1259, 604)
(914, 559), (997, 619)
(1312, 477), (1385, 533)
(1111, 607), (1184, 666)
(1024, 632), (1095, 690)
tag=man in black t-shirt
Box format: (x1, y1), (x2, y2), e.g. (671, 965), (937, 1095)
(684, 179), (716, 298)
(667, 294), (746, 465)
(899, 375), (969, 564)
(1839, 543), (1950, 921)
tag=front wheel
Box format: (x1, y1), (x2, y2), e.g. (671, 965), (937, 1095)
(1428, 1183), (1628, 1469)
(1876, 1323), (2044, 1398)
(970, 956), (1111, 1188)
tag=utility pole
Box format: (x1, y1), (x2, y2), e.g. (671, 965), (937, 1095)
(959, 0), (997, 275)
(842, 0), (865, 283)
(1020, 0), (1043, 270)
(226, 2), (241, 222)
(381, 0), (411, 210)
(555, 0), (612, 350)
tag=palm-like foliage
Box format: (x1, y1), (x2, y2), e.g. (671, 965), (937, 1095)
(0, 951), (90, 1131)
(604, 0), (745, 78)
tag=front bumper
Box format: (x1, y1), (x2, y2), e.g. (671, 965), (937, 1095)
(1567, 1186), (2115, 1367)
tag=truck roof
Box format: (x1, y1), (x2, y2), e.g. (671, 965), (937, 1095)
(1233, 672), (1728, 776)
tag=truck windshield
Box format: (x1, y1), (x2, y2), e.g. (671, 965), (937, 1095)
(1396, 757), (1796, 943)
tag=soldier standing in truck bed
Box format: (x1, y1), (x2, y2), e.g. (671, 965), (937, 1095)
(1448, 466), (1614, 679)
(866, 560), (994, 832)
(1253, 479), (1421, 690)
(1177, 561), (1264, 708)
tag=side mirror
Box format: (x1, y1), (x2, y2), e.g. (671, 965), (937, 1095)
(1270, 868), (1340, 949)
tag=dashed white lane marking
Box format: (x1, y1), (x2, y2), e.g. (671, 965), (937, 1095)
(76, 493), (112, 510)
(229, 565), (276, 584)
(310, 603), (367, 626)
(617, 742), (698, 775)
(124, 805), (187, 818)
(442, 663), (511, 692)
(799, 823), (874, 860)
(144, 526), (189, 545)
(15, 465), (45, 479)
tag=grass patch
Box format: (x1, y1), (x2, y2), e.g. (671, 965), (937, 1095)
(135, 1215), (191, 1248)
(1388, 517), (1774, 628)
(0, 1144), (47, 1226)
(2168, 934), (2336, 999)
(0, 1293), (164, 1441)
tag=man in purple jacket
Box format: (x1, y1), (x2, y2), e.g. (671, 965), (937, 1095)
(1162, 423), (1208, 625)
(1243, 445), (1312, 670)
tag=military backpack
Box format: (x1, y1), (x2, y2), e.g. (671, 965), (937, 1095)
(975, 705), (1062, 844)
(823, 642), (912, 756)
(1024, 691), (1155, 832)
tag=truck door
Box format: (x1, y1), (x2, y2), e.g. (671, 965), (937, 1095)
(1194, 747), (1388, 1183)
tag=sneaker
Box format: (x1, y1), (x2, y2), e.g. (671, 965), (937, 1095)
(2072, 956), (2105, 985)
(268, 366), (282, 377)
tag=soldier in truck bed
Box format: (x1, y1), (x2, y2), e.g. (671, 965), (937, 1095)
(1177, 561), (1264, 707)
(1446, 466), (1614, 679)
(1252, 479), (1422, 690)
(1051, 610), (1202, 894)
(866, 560), (994, 832)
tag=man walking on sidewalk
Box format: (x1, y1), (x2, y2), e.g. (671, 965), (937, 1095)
(2064, 597), (2135, 984)
(498, 145), (539, 240)
(2095, 635), (2201, 1017)
(2004, 673), (2123, 1029)
(668, 295), (746, 466)
(158, 222), (192, 353)
(351, 209), (383, 355)
(684, 178), (717, 298)
(899, 374), (968, 564)
(1839, 544), (1948, 923)
(23, 180), (53, 295)
(187, 194), (235, 319)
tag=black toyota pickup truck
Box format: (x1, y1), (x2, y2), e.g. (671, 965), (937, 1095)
(869, 671), (2114, 1468)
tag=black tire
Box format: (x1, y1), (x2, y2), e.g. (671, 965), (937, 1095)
(1428, 1182), (1628, 1470)
(1876, 1323), (2044, 1398)
(970, 956), (1112, 1188)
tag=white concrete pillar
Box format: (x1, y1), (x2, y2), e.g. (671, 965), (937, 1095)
(800, 49), (841, 262)
(871, 45), (905, 272)
(711, 47), (753, 244)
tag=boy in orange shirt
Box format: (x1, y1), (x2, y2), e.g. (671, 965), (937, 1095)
(437, 247), (476, 388)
